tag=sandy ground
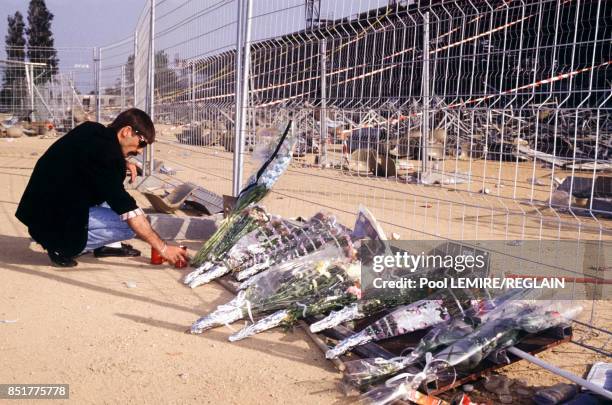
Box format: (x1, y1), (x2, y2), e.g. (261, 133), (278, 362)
(1, 133), (610, 405)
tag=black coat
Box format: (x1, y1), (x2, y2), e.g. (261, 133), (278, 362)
(16, 121), (138, 256)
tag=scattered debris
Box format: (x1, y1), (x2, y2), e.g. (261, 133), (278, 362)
(462, 384), (474, 393)
(585, 362), (612, 392)
(124, 281), (137, 289)
(159, 165), (177, 175)
(0, 319), (18, 324)
(528, 177), (546, 186)
(484, 375), (512, 396)
(533, 383), (578, 405)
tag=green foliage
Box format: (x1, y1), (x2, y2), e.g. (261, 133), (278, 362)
(1, 11), (27, 112)
(26, 0), (59, 84)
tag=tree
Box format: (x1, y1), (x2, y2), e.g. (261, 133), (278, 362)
(1, 12), (27, 112)
(26, 0), (59, 84)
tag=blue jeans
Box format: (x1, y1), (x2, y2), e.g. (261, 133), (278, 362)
(84, 203), (136, 252)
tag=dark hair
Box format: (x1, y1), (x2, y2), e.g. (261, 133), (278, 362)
(108, 108), (155, 143)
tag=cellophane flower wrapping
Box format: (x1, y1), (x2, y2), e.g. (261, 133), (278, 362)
(190, 237), (356, 333)
(326, 299), (450, 359)
(185, 214), (296, 287)
(191, 122), (295, 266)
(234, 212), (351, 281)
(342, 317), (475, 390)
(358, 299), (583, 404)
(190, 205), (270, 267)
(229, 262), (363, 341)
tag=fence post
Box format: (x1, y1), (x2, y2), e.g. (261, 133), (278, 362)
(232, 0), (253, 197)
(319, 39), (328, 167)
(133, 33), (138, 107)
(121, 65), (126, 110)
(191, 62), (196, 122)
(146, 0), (156, 176)
(420, 11), (431, 178)
(28, 64), (34, 120)
(96, 47), (101, 122)
(70, 71), (74, 129)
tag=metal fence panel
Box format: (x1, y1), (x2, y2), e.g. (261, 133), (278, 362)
(1, 46), (96, 132)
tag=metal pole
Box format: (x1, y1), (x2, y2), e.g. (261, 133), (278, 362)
(507, 347), (612, 401)
(421, 12), (430, 177)
(237, 0), (252, 195)
(147, 0), (156, 176)
(232, 0), (245, 197)
(59, 73), (66, 122)
(70, 71), (74, 129)
(28, 64), (34, 121)
(96, 47), (101, 122)
(319, 39), (328, 167)
(191, 62), (196, 122)
(121, 65), (126, 110)
(133, 33), (138, 108)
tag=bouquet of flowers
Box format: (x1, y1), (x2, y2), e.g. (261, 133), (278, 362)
(186, 212), (351, 288)
(191, 121), (295, 266)
(234, 213), (350, 281)
(325, 299), (451, 359)
(228, 262), (362, 341)
(324, 286), (490, 359)
(309, 288), (431, 334)
(340, 289), (542, 390)
(190, 236), (356, 334)
(342, 318), (474, 390)
(358, 300), (582, 405)
(184, 210), (280, 286)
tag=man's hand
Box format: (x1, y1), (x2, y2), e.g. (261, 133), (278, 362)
(160, 244), (190, 265)
(126, 161), (138, 184)
(127, 215), (189, 265)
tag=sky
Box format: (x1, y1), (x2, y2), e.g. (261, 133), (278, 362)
(0, 0), (147, 50)
(0, 0), (389, 91)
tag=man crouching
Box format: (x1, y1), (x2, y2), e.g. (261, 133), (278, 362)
(16, 108), (189, 267)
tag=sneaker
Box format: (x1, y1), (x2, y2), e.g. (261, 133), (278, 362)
(93, 243), (141, 258)
(47, 250), (78, 267)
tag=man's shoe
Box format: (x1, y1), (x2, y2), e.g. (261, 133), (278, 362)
(47, 250), (78, 267)
(93, 243), (141, 258)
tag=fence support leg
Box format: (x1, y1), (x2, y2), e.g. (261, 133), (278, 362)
(191, 62), (196, 122)
(121, 65), (126, 110)
(95, 47), (101, 123)
(232, 0), (253, 197)
(421, 11), (431, 179)
(319, 39), (328, 167)
(146, 0), (156, 177)
(28, 65), (35, 121)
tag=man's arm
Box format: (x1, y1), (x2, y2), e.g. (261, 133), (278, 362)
(126, 161), (138, 184)
(127, 215), (189, 264)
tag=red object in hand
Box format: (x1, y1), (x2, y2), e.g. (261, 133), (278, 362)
(174, 245), (188, 268)
(151, 246), (164, 265)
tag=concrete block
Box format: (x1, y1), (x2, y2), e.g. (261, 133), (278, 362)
(147, 213), (221, 241)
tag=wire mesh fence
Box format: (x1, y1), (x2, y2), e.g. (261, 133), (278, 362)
(2, 0), (609, 329)
(1, 46), (96, 132)
(138, 0), (610, 328)
(99, 37), (136, 123)
(147, 0), (242, 197)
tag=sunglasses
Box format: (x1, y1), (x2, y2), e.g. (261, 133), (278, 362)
(133, 128), (148, 148)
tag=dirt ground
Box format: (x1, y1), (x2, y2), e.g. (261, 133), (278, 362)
(1, 133), (610, 405)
